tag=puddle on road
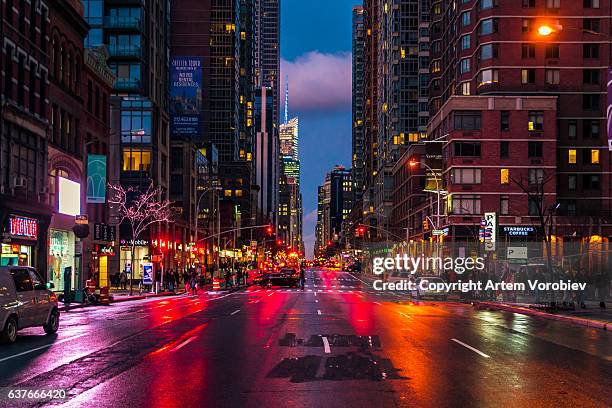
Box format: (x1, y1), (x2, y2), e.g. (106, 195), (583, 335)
(271, 333), (403, 383)
(267, 352), (405, 383)
(279, 333), (381, 349)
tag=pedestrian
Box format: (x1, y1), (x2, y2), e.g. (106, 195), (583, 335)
(300, 266), (305, 290)
(120, 270), (127, 290)
(225, 269), (232, 289)
(190, 273), (198, 296)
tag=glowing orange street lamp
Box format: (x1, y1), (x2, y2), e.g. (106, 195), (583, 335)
(408, 160), (418, 168)
(537, 25), (555, 36)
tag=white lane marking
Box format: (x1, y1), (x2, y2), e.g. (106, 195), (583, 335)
(173, 336), (196, 351)
(0, 333), (88, 363)
(267, 292), (274, 297)
(322, 336), (331, 354)
(399, 312), (411, 319)
(317, 309), (322, 315)
(231, 309), (241, 315)
(314, 292), (317, 296)
(374, 301), (382, 305)
(315, 299), (319, 303)
(451, 338), (490, 358)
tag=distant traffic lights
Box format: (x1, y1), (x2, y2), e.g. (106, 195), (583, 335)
(266, 225), (273, 236)
(355, 225), (366, 237)
(423, 219), (429, 231)
(277, 239), (283, 246)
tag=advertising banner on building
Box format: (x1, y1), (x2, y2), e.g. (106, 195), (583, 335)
(87, 154), (107, 203)
(484, 212), (497, 251)
(142, 262), (153, 285)
(607, 68), (612, 151)
(170, 57), (203, 138)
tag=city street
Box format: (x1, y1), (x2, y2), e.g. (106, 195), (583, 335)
(1, 268), (611, 408)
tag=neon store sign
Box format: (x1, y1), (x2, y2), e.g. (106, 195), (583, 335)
(8, 215), (38, 240)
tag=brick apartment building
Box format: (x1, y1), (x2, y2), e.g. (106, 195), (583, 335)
(405, 0), (612, 264)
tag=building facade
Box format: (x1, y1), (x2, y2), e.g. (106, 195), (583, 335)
(83, 0), (171, 277)
(1, 0), (52, 272)
(352, 6), (366, 205)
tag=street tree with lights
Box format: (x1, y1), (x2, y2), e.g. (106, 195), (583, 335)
(108, 181), (174, 295)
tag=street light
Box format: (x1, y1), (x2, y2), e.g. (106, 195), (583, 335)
(194, 185), (222, 272)
(537, 24), (556, 37)
(408, 160), (442, 234)
(409, 159), (444, 272)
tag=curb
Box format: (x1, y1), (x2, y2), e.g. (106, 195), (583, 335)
(58, 291), (186, 312)
(474, 301), (609, 331)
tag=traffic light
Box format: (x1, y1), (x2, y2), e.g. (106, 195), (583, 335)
(277, 239), (283, 246)
(355, 225), (366, 237)
(423, 219), (429, 231)
(266, 225), (273, 236)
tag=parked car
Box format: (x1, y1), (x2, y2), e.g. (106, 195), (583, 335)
(259, 268), (300, 288)
(411, 276), (448, 301)
(0, 266), (59, 344)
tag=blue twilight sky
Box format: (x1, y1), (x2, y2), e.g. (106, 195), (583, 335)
(281, 0), (356, 258)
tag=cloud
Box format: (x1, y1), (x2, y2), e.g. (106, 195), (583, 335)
(281, 51), (351, 113)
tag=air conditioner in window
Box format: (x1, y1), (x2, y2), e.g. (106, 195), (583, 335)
(12, 176), (26, 188)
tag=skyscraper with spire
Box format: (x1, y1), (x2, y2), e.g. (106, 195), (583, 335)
(278, 77), (303, 253)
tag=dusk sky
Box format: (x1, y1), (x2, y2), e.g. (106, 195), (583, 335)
(281, 0), (355, 257)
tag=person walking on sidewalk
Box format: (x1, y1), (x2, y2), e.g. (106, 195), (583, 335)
(189, 273), (198, 296)
(225, 269), (233, 289)
(300, 267), (305, 290)
(120, 270), (127, 290)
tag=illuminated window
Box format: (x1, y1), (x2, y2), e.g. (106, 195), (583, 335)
(568, 149), (576, 164)
(224, 190), (232, 197)
(240, 31), (246, 40)
(235, 190), (243, 197)
(591, 149), (600, 164)
(500, 168), (509, 184)
(122, 149), (151, 172)
(478, 69), (498, 86)
(460, 82), (470, 95)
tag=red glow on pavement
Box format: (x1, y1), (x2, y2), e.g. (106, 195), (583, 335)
(149, 323), (208, 356)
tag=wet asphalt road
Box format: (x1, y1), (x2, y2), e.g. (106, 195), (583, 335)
(0, 268), (611, 408)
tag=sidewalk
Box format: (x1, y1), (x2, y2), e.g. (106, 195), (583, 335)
(58, 290), (185, 312)
(473, 300), (612, 331)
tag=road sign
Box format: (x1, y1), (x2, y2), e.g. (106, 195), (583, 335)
(507, 246), (528, 259)
(432, 230), (444, 235)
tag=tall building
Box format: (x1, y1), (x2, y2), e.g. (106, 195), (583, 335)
(278, 81), (302, 251)
(254, 86), (278, 224)
(362, 0), (378, 240)
(1, 0), (52, 271)
(352, 6), (366, 204)
(258, 0), (281, 125)
(366, 0), (431, 240)
(426, 1), (612, 248)
(314, 166), (354, 255)
(83, 0), (171, 274)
